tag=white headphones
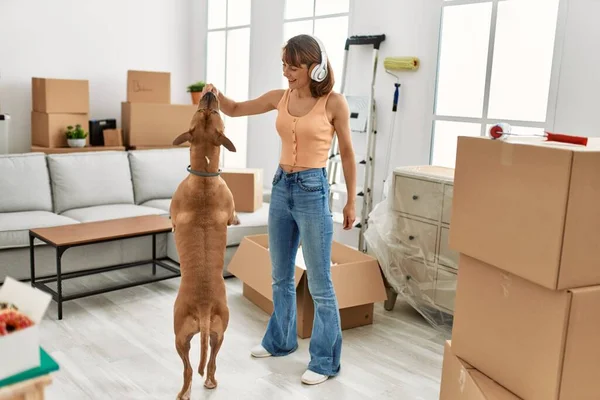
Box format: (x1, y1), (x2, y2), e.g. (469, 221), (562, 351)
(310, 35), (328, 82)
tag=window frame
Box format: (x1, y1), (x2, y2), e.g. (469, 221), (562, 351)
(204, 0), (252, 168)
(429, 0), (564, 165)
(282, 0), (352, 90)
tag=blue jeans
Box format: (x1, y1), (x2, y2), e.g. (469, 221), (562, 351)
(261, 166), (342, 376)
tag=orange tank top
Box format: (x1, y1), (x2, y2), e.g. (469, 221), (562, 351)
(275, 89), (335, 169)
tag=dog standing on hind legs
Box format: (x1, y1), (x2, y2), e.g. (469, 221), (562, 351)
(170, 90), (239, 399)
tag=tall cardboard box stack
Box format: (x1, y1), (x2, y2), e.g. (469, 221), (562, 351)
(121, 70), (196, 148)
(31, 78), (90, 148)
(439, 136), (600, 400)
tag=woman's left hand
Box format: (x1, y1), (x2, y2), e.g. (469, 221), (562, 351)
(343, 202), (356, 230)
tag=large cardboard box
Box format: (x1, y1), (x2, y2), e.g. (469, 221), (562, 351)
(0, 277), (52, 380)
(449, 136), (600, 290)
(440, 341), (520, 400)
(228, 234), (387, 338)
(452, 254), (600, 400)
(121, 102), (196, 147)
(221, 169), (263, 212)
(31, 111), (89, 148)
(127, 70), (170, 104)
(32, 77), (89, 114)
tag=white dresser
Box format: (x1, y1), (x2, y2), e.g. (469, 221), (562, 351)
(383, 165), (459, 317)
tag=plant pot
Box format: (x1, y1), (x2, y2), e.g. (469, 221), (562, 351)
(67, 138), (86, 148)
(191, 91), (202, 105)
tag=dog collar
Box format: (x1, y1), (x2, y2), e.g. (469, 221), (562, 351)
(187, 165), (221, 177)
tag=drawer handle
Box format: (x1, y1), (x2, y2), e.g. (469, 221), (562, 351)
(412, 195), (419, 200)
(409, 235), (415, 240)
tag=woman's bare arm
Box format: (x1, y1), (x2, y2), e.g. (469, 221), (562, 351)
(329, 93), (357, 229)
(203, 84), (285, 117)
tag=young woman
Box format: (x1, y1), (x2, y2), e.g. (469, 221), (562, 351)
(200, 34), (357, 385)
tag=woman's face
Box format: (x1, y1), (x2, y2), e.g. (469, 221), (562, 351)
(282, 60), (310, 90)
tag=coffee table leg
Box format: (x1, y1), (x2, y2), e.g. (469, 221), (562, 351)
(29, 233), (36, 286)
(56, 247), (65, 320)
(152, 234), (157, 276)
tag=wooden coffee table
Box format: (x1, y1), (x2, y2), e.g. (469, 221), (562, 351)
(29, 215), (179, 320)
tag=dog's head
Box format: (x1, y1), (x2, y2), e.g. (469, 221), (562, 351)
(172, 91), (236, 152)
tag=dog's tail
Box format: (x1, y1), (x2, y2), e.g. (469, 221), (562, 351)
(198, 330), (209, 376)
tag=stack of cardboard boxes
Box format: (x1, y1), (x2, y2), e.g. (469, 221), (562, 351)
(440, 136), (600, 399)
(121, 70), (196, 149)
(31, 77), (90, 149)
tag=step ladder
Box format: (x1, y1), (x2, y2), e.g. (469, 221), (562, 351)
(326, 34), (386, 252)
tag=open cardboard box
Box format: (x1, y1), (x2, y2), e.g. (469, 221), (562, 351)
(0, 277), (51, 380)
(228, 234), (387, 338)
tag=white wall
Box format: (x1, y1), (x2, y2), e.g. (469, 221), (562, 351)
(0, 0), (194, 153)
(551, 0), (600, 136)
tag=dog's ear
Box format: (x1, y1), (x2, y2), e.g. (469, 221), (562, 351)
(173, 131), (192, 145)
(218, 135), (237, 152)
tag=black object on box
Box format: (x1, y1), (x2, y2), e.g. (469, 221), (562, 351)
(89, 119), (117, 146)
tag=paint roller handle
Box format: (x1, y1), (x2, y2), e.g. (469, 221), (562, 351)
(392, 83), (400, 112)
(545, 131), (588, 146)
(345, 34), (386, 50)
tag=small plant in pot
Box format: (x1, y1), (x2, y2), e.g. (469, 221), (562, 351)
(187, 81), (206, 105)
(65, 124), (88, 148)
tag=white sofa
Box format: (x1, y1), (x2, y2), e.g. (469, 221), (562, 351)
(0, 148), (270, 284)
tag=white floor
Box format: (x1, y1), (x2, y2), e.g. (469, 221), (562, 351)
(38, 274), (449, 400)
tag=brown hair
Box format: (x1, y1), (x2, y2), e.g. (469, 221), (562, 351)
(282, 34), (334, 98)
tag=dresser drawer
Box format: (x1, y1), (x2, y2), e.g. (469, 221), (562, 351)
(400, 257), (436, 287)
(434, 267), (457, 312)
(403, 258), (435, 305)
(442, 184), (453, 224)
(439, 226), (459, 270)
(393, 216), (438, 263)
(393, 175), (444, 220)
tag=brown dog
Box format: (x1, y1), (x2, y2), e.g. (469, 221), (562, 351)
(170, 91), (238, 398)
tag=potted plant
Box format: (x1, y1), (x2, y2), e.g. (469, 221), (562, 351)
(187, 81), (206, 105)
(65, 124), (88, 148)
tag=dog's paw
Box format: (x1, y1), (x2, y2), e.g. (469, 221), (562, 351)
(176, 388), (191, 400)
(230, 214), (240, 226)
(204, 378), (217, 390)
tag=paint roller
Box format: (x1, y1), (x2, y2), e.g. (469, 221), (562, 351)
(381, 57), (420, 198)
(489, 123), (588, 146)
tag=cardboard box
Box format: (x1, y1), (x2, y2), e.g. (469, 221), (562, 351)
(32, 77), (89, 114)
(121, 102), (196, 147)
(221, 169), (263, 212)
(452, 254), (600, 400)
(31, 111), (89, 148)
(0, 277), (51, 380)
(127, 70), (170, 104)
(449, 136), (600, 290)
(227, 234), (387, 338)
(440, 341), (520, 400)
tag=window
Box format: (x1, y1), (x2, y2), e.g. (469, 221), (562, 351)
(282, 0), (350, 92)
(205, 0), (251, 168)
(430, 0), (560, 168)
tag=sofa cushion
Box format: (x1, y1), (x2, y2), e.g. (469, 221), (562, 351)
(226, 203), (270, 246)
(128, 148), (189, 205)
(141, 199), (170, 214)
(0, 211), (79, 249)
(61, 204), (166, 223)
(0, 153), (53, 213)
(47, 151), (135, 214)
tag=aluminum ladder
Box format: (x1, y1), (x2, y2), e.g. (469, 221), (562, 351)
(326, 34), (386, 252)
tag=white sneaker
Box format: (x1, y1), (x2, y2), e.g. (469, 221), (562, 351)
(250, 344), (272, 358)
(301, 369), (329, 385)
